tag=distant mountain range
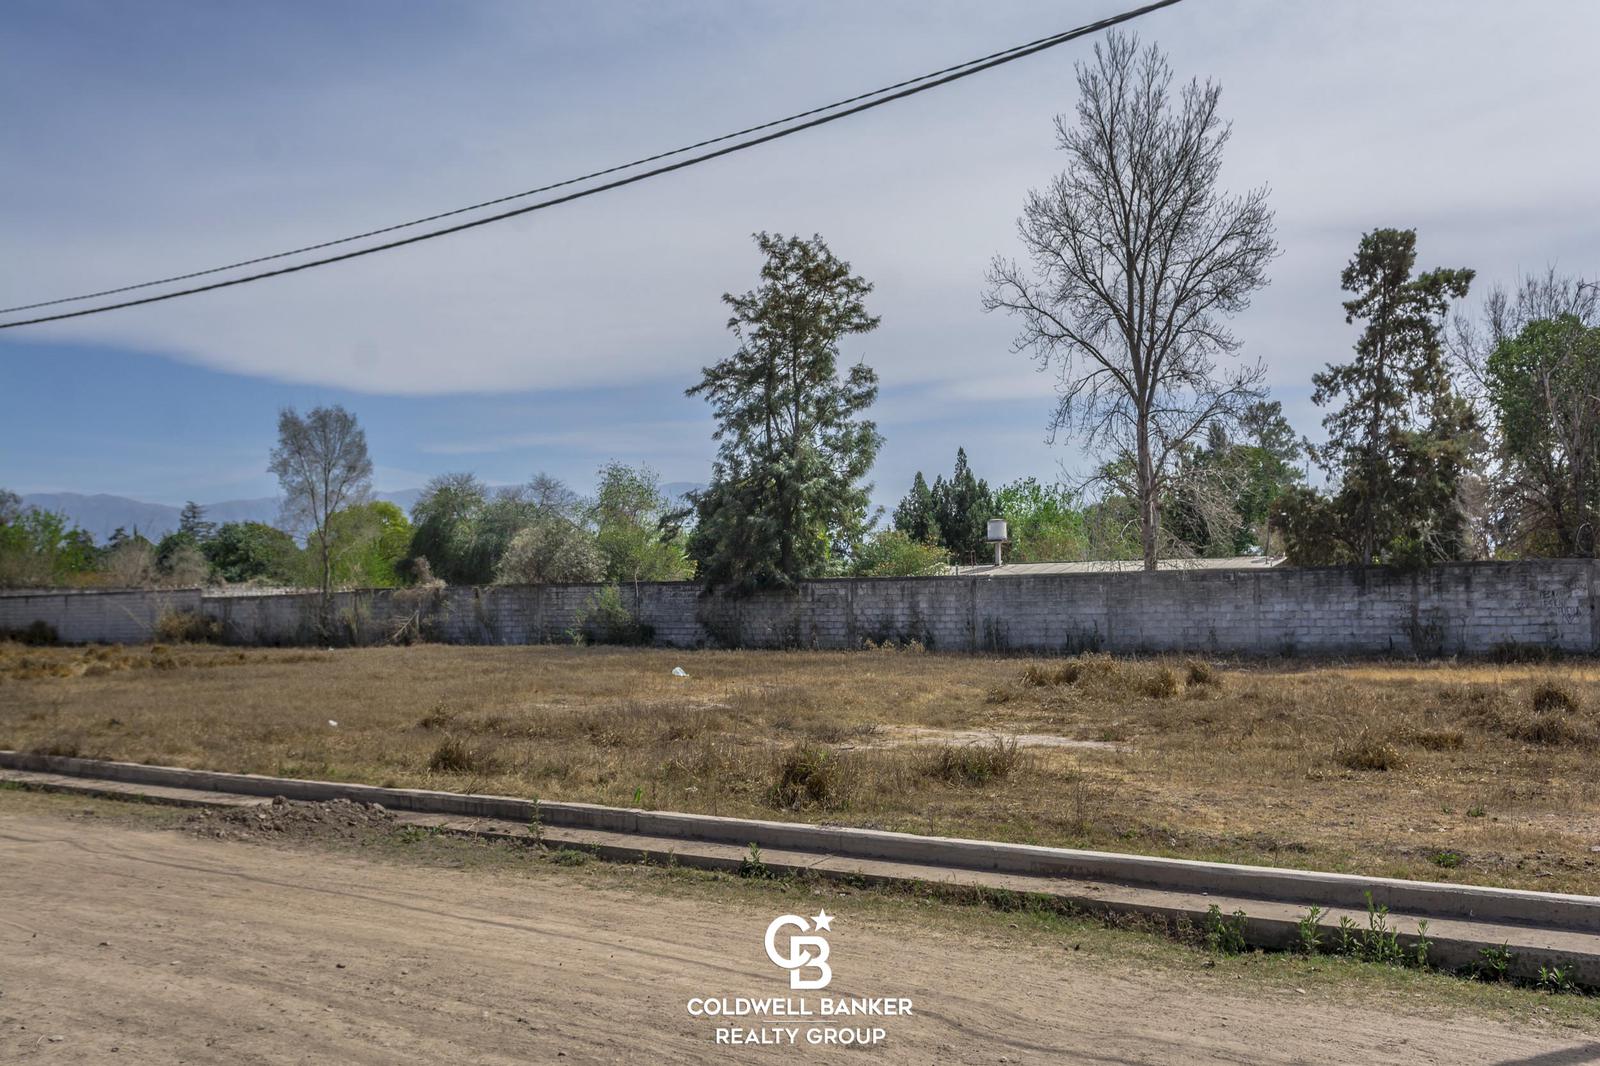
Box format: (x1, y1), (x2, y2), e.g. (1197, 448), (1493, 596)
(22, 483), (704, 544)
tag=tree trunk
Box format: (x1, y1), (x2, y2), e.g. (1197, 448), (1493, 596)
(1137, 424), (1158, 572)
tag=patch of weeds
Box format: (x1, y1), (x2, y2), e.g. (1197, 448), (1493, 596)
(416, 702), (456, 730)
(738, 842), (774, 879)
(1185, 659), (1221, 687)
(1397, 726), (1464, 751)
(1202, 904), (1248, 956)
(0, 621), (59, 645)
(395, 824), (442, 844)
(769, 744), (852, 811)
(549, 848), (591, 867)
(1536, 965), (1579, 995)
(1430, 850), (1464, 869)
(1472, 943), (1514, 983)
(1141, 666), (1182, 700)
(1295, 905), (1324, 955)
(1333, 729), (1406, 772)
(426, 736), (496, 774)
(154, 610), (222, 644)
(1466, 804), (1487, 818)
(1529, 681), (1578, 714)
(922, 738), (1020, 787)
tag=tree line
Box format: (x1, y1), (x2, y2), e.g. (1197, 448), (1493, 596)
(4, 31), (1597, 603)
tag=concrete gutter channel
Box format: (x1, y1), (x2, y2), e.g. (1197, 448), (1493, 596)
(3, 751), (1597, 989)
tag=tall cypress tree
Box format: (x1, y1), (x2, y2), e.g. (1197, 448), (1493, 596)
(892, 472), (938, 543)
(1281, 229), (1475, 565)
(683, 233), (882, 592)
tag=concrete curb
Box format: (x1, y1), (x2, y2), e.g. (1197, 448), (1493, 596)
(4, 750), (1597, 936)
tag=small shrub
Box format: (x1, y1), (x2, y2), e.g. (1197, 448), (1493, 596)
(923, 738), (1021, 787)
(1472, 943), (1514, 983)
(1141, 666), (1182, 699)
(1530, 681), (1578, 714)
(154, 610), (222, 644)
(1397, 726), (1464, 751)
(416, 702), (457, 730)
(738, 842), (774, 879)
(1294, 906), (1324, 955)
(427, 736), (494, 773)
(1202, 904), (1248, 955)
(1430, 850), (1464, 869)
(1021, 662), (1074, 687)
(549, 848), (591, 867)
(1510, 712), (1592, 747)
(769, 744), (851, 810)
(1536, 965), (1579, 995)
(574, 586), (653, 646)
(1185, 660), (1221, 687)
(1334, 730), (1406, 772)
(0, 620), (59, 646)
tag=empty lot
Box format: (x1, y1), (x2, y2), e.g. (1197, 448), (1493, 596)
(2, 641), (1598, 892)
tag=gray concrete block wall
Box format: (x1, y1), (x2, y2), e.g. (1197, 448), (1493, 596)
(5, 560), (1597, 656)
(0, 588), (202, 644)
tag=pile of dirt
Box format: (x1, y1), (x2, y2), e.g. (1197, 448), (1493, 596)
(185, 796), (396, 843)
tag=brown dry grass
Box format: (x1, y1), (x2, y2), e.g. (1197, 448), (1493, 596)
(2, 641), (1598, 894)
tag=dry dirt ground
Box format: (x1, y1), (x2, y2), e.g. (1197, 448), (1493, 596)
(5, 642), (1600, 893)
(1, 792), (1596, 1065)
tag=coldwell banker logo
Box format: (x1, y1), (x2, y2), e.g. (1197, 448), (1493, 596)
(765, 910), (832, 989)
(684, 910), (915, 1048)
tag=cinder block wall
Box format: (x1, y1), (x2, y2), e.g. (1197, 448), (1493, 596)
(2, 560), (1595, 656)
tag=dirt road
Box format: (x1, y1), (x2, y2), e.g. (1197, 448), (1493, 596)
(0, 808), (1593, 1065)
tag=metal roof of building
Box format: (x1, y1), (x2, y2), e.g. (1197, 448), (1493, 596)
(950, 556), (1284, 577)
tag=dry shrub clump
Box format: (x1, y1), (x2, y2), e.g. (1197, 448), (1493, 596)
(1020, 654), (1203, 702)
(1457, 680), (1598, 748)
(416, 702), (457, 730)
(922, 738), (1021, 787)
(769, 744), (853, 810)
(153, 610), (222, 644)
(1334, 728), (1407, 771)
(426, 736), (497, 774)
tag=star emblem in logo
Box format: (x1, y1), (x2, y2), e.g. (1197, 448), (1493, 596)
(811, 909), (834, 932)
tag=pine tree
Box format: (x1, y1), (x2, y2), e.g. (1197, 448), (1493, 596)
(1281, 229), (1475, 565)
(177, 500), (216, 542)
(931, 448), (995, 560)
(683, 233), (882, 591)
(892, 472), (938, 544)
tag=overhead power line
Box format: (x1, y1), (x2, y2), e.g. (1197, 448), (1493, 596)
(0, 0), (1183, 330)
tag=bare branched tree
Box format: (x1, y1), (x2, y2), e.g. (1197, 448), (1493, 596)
(984, 32), (1277, 570)
(269, 405), (373, 628)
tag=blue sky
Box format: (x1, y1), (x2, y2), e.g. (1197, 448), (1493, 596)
(4, 1), (1599, 509)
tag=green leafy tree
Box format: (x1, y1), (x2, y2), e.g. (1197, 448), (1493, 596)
(994, 478), (1087, 562)
(269, 405), (373, 623)
(0, 502), (97, 587)
(851, 529), (950, 577)
(1164, 402), (1303, 556)
(314, 500), (412, 587)
(494, 516), (603, 585)
(591, 463), (690, 584)
(203, 521), (299, 584)
(682, 232), (882, 591)
(1487, 314), (1600, 556)
(984, 32), (1277, 571)
(1282, 229), (1475, 566)
(406, 473), (491, 584)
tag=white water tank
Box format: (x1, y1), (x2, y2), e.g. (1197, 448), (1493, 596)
(985, 518), (1009, 542)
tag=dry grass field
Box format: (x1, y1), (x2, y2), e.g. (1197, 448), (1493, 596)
(2, 640), (1598, 894)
